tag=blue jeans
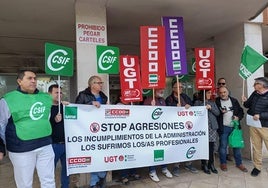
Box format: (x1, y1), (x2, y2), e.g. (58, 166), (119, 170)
(219, 126), (242, 166)
(52, 143), (69, 188)
(90, 171), (106, 186)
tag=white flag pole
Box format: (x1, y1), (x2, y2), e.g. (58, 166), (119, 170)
(58, 75), (61, 114)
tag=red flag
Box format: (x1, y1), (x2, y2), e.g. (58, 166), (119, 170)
(140, 26), (166, 89)
(120, 55), (143, 102)
(195, 48), (215, 90)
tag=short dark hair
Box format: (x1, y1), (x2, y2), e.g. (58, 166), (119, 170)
(17, 69), (36, 80)
(48, 84), (60, 93)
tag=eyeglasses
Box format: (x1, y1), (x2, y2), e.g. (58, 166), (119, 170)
(218, 82), (226, 85)
(93, 81), (104, 85)
(254, 82), (261, 86)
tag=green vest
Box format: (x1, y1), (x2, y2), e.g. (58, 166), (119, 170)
(4, 90), (52, 140)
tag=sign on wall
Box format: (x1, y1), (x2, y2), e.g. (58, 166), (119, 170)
(76, 23), (107, 45)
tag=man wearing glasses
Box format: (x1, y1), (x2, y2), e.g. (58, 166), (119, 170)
(217, 78), (226, 87)
(242, 77), (268, 177)
(75, 75), (108, 188)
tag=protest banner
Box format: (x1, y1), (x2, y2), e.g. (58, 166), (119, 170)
(64, 104), (208, 175)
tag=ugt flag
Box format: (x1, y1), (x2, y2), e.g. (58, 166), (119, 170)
(239, 45), (268, 79)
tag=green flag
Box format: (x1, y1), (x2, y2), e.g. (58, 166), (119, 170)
(239, 45), (268, 79)
(45, 43), (74, 76)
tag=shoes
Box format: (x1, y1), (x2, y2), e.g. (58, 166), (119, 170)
(201, 164), (211, 174)
(162, 168), (173, 178)
(220, 164), (227, 171)
(226, 154), (233, 161)
(149, 171), (160, 182)
(172, 167), (180, 177)
(130, 173), (141, 180)
(251, 168), (261, 177)
(120, 177), (129, 185)
(236, 164), (248, 172)
(185, 164), (198, 173)
(208, 163), (218, 174)
(90, 185), (100, 188)
(98, 177), (106, 188)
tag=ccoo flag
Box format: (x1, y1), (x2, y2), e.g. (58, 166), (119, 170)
(239, 45), (268, 79)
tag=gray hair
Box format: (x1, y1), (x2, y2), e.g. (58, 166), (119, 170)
(254, 77), (268, 88)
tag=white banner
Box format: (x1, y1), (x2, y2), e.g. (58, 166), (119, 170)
(64, 104), (208, 175)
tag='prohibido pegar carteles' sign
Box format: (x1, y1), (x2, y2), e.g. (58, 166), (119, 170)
(45, 43), (74, 76)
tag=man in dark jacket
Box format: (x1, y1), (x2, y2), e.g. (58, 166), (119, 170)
(215, 86), (247, 172)
(165, 80), (198, 176)
(242, 77), (268, 177)
(75, 75), (108, 188)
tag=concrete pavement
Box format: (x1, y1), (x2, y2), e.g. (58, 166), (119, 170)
(1, 156), (268, 188)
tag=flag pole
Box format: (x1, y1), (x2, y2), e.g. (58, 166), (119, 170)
(58, 75), (61, 114)
(242, 78), (245, 102)
(176, 75), (181, 106)
(152, 88), (155, 105)
(203, 90), (206, 106)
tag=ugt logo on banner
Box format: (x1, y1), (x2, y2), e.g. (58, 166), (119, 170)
(45, 43), (74, 76)
(97, 45), (119, 74)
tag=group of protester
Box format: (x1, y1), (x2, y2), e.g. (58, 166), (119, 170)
(1, 69), (268, 188)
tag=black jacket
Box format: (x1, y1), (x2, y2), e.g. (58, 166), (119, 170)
(75, 88), (108, 105)
(243, 90), (268, 127)
(0, 137), (5, 156)
(165, 92), (193, 106)
(215, 96), (244, 135)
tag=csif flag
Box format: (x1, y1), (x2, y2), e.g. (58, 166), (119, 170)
(239, 45), (268, 79)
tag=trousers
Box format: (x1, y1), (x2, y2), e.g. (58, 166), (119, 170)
(9, 144), (55, 188)
(249, 126), (268, 170)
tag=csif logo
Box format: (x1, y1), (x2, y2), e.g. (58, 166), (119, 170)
(47, 49), (70, 71)
(45, 43), (73, 76)
(97, 45), (119, 74)
(152, 108), (163, 120)
(186, 147), (196, 159)
(29, 102), (45, 120)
